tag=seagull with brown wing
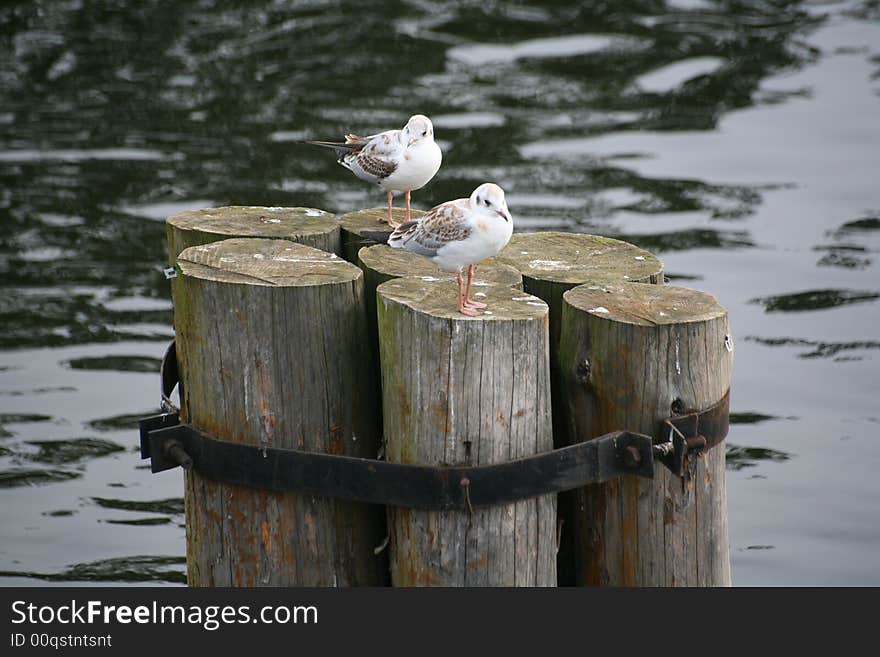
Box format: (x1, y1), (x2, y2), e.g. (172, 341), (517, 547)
(306, 114), (442, 228)
(387, 183), (513, 316)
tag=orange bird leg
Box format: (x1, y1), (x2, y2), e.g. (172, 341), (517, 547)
(463, 264), (488, 309)
(457, 270), (479, 316)
(405, 190), (412, 223)
(386, 191), (396, 227)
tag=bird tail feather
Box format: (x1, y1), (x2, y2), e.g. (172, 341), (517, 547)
(304, 140), (357, 159)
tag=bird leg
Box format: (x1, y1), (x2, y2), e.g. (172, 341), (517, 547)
(386, 191), (398, 228)
(462, 264), (488, 309)
(405, 190), (412, 223)
(457, 271), (479, 316)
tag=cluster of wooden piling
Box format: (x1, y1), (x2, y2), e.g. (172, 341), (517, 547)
(165, 205), (732, 587)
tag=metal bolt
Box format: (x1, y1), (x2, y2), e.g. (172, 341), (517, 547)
(623, 445), (642, 468)
(164, 440), (193, 470)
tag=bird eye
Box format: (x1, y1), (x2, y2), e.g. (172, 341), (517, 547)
(484, 199), (490, 206)
(422, 130), (427, 136)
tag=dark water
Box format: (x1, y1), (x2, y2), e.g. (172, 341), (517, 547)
(1, 0), (878, 586)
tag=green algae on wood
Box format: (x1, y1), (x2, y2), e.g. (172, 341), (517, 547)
(558, 281), (731, 587)
(564, 281), (726, 326)
(377, 277), (545, 322)
(495, 232), (663, 286)
(167, 205), (341, 263)
(376, 276), (556, 586)
(358, 245), (522, 328)
(173, 236), (385, 586)
(358, 244), (522, 288)
(493, 231), (663, 351)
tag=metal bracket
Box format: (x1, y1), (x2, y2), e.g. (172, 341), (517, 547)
(138, 411), (180, 459)
(654, 390), (730, 476)
(137, 416), (654, 511)
(140, 340), (729, 506)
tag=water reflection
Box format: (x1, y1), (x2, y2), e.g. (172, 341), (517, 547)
(65, 355), (162, 372)
(751, 289), (879, 313)
(92, 497), (185, 515)
(24, 437), (125, 464)
(0, 556), (186, 584)
(726, 444), (793, 471)
(87, 412), (157, 432)
(744, 336), (880, 360)
(0, 468), (81, 488)
(1, 0), (878, 585)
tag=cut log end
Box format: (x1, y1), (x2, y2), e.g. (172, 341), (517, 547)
(564, 282), (726, 326)
(167, 205), (341, 262)
(377, 277), (548, 321)
(177, 238), (360, 287)
(496, 232), (663, 285)
(168, 205), (337, 237)
(358, 245), (522, 288)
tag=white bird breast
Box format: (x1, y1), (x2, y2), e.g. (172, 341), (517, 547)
(432, 215), (513, 272)
(380, 139), (442, 193)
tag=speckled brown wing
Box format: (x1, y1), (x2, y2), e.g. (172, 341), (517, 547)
(388, 200), (472, 257)
(349, 150), (397, 180)
(340, 130), (401, 184)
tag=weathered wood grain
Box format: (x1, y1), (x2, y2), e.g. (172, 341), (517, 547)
(557, 281), (732, 586)
(167, 205), (341, 264)
(494, 232), (664, 584)
(376, 277), (557, 586)
(173, 237), (386, 586)
(338, 207), (425, 263)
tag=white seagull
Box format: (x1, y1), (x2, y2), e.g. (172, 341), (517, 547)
(307, 114), (442, 228)
(387, 183), (513, 316)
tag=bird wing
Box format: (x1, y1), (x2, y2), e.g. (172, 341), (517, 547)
(339, 129), (403, 183)
(388, 200), (472, 258)
(307, 128), (403, 183)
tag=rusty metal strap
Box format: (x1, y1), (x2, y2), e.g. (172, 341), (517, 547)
(145, 340), (729, 505)
(654, 390), (730, 476)
(138, 416), (654, 512)
(661, 390), (730, 449)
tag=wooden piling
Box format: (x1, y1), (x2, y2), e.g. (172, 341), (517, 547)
(172, 237), (386, 586)
(338, 207), (425, 263)
(376, 278), (557, 586)
(166, 205), (341, 264)
(557, 281), (732, 586)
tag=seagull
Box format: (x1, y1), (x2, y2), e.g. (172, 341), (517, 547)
(306, 114), (442, 228)
(387, 183), (513, 316)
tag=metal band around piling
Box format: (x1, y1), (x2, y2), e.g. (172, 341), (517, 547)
(140, 419), (655, 512)
(140, 340), (730, 510)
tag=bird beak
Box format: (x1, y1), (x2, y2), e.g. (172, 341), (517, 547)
(498, 208), (511, 222)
